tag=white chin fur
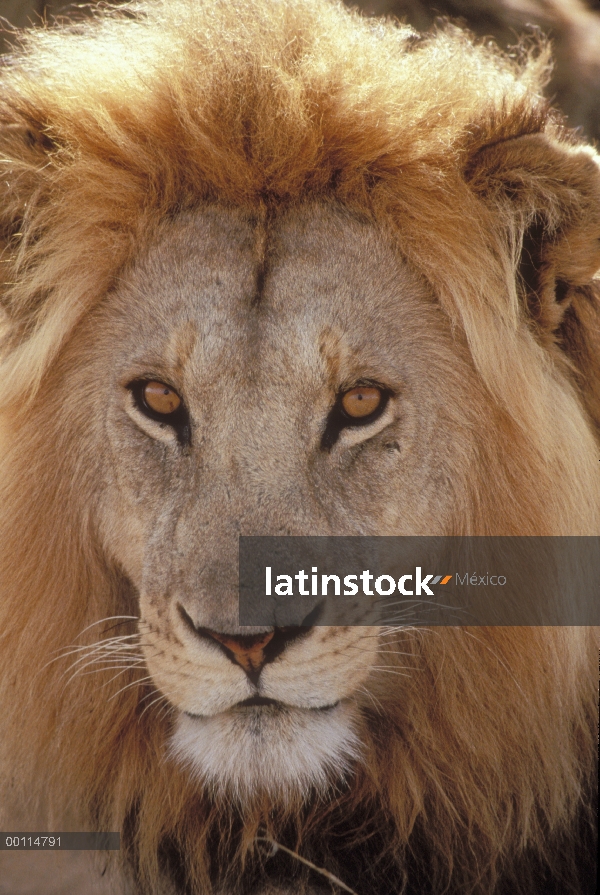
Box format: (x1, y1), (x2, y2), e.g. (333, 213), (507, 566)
(170, 702), (361, 802)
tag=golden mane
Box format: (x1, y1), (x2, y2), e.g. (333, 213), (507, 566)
(0, 1), (598, 893)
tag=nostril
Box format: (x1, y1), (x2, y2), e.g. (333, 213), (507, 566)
(260, 625), (313, 665)
(177, 604), (204, 637)
(300, 601), (325, 627)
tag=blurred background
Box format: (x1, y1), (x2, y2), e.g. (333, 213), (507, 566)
(0, 0), (599, 141)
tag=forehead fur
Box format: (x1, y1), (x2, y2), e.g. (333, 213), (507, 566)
(2, 0), (550, 204)
(0, 0), (556, 401)
(0, 6), (547, 346)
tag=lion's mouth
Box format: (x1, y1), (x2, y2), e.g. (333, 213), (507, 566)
(236, 696), (340, 711)
(185, 697), (341, 718)
(236, 696), (283, 708)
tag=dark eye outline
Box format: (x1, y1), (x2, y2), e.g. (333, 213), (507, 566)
(126, 379), (191, 446)
(320, 383), (391, 451)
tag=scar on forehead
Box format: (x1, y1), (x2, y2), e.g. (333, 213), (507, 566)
(164, 322), (199, 376)
(250, 203), (272, 308)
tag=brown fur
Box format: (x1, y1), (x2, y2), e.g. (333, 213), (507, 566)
(2, 1), (600, 143)
(358, 0), (600, 142)
(0, 2), (599, 893)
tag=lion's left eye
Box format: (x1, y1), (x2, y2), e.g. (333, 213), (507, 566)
(341, 386), (383, 419)
(321, 384), (390, 450)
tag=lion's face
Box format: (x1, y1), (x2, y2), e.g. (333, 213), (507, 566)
(1, 2), (600, 890)
(68, 203), (482, 798)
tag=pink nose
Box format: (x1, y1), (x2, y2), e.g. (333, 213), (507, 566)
(207, 630), (275, 675)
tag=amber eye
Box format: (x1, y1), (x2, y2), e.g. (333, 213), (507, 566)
(341, 386), (383, 419)
(127, 378), (190, 445)
(142, 381), (182, 415)
(321, 383), (389, 450)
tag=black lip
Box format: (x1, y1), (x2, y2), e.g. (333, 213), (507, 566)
(236, 696), (280, 708)
(233, 697), (340, 712)
(185, 699), (340, 719)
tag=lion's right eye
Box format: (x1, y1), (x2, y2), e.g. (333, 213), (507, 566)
(143, 381), (182, 415)
(127, 379), (190, 444)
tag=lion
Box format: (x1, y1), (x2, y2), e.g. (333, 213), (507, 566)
(0, 1), (598, 893)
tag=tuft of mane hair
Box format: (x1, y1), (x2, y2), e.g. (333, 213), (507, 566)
(359, 0), (600, 143)
(0, 1), (598, 894)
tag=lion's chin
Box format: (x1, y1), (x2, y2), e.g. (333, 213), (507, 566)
(169, 701), (362, 802)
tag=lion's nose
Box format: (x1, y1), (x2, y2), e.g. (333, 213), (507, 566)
(177, 603), (323, 683)
(207, 630), (275, 675)
(200, 626), (312, 683)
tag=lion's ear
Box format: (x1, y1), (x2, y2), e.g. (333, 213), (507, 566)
(465, 132), (600, 339)
(465, 131), (600, 428)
